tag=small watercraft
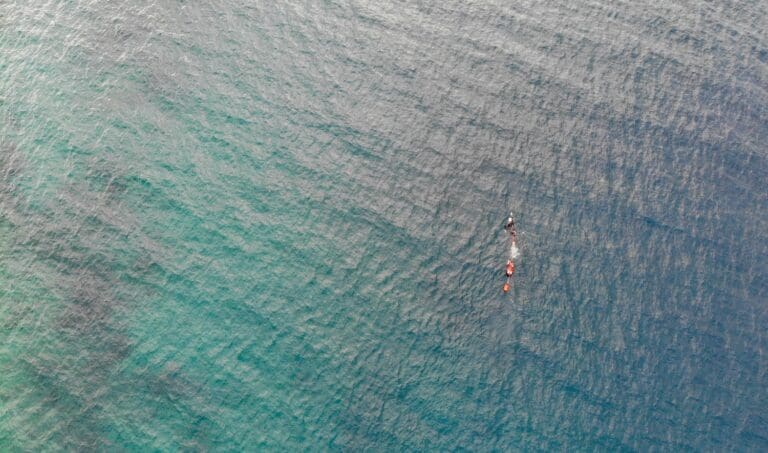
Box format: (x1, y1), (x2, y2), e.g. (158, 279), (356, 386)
(503, 213), (518, 293)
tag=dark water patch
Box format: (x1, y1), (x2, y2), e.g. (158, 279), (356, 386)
(0, 152), (178, 447)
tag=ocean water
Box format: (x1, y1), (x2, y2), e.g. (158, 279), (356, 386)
(1, 0), (767, 450)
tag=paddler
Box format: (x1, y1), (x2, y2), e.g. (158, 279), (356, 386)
(504, 217), (515, 234)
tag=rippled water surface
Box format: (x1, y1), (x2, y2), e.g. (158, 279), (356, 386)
(1, 1), (767, 450)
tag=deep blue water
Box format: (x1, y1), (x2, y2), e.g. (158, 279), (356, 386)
(1, 1), (767, 450)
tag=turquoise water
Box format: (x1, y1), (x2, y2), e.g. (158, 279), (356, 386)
(1, 1), (767, 450)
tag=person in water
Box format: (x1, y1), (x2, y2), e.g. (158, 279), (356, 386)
(505, 260), (515, 276)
